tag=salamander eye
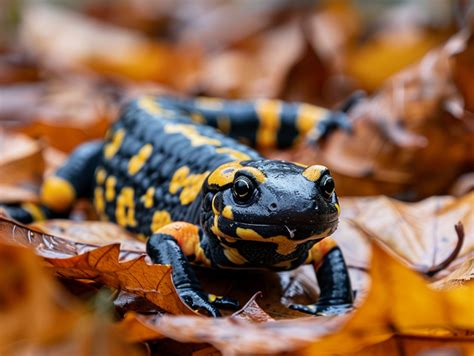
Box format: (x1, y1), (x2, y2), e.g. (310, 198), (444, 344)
(232, 176), (255, 202)
(320, 175), (335, 198)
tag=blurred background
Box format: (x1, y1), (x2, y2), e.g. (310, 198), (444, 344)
(0, 0), (473, 202)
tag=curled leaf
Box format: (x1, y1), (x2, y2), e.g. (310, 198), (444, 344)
(0, 216), (194, 315)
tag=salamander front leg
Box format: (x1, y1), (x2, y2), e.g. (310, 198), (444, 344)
(146, 222), (239, 317)
(289, 238), (354, 316)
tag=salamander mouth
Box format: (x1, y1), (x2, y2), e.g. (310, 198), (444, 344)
(212, 215), (338, 242)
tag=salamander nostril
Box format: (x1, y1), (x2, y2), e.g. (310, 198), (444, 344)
(269, 202), (278, 211)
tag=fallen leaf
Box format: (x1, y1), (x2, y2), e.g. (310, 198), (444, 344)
(0, 51), (40, 84)
(230, 292), (274, 323)
(431, 258), (474, 290)
(335, 193), (474, 280)
(328, 334), (474, 356)
(274, 30), (474, 199)
(0, 216), (194, 315)
(20, 3), (200, 91)
(200, 20), (306, 99)
(33, 219), (146, 255)
(111, 239), (473, 355)
(301, 242), (474, 355)
(0, 242), (143, 355)
(0, 131), (43, 203)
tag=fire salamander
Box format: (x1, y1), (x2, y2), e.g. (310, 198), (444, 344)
(6, 95), (354, 317)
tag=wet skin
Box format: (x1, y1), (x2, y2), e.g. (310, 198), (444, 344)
(5, 96), (354, 316)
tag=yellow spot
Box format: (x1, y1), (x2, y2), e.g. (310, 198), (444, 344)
(104, 129), (125, 159)
(128, 144), (153, 175)
(191, 113), (206, 124)
(222, 206), (233, 220)
(208, 294), (217, 303)
(335, 203), (340, 216)
(115, 187), (137, 227)
(307, 237), (338, 270)
(302, 165), (327, 182)
(96, 168), (106, 184)
(40, 176), (76, 212)
(215, 147), (251, 161)
(216, 116), (231, 133)
(169, 166), (210, 205)
(94, 187), (105, 215)
(164, 124), (221, 147)
(194, 245), (212, 267)
(138, 96), (176, 118)
(136, 233), (147, 242)
(21, 203), (45, 221)
(196, 97), (225, 110)
(223, 247), (248, 265)
(210, 215), (236, 243)
(151, 210), (172, 232)
(296, 104), (328, 134)
(105, 176), (117, 201)
(241, 167), (266, 183)
(236, 228), (296, 255)
(256, 99), (281, 147)
(207, 162), (242, 187)
(156, 222), (211, 266)
(141, 187), (155, 208)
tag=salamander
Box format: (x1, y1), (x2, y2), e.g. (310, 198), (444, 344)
(5, 95), (354, 317)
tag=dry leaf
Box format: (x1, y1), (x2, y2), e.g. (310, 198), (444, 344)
(111, 240), (474, 355)
(0, 131), (43, 204)
(20, 3), (200, 91)
(301, 242), (474, 355)
(335, 193), (474, 280)
(0, 242), (142, 355)
(200, 20), (306, 99)
(0, 216), (194, 315)
(33, 219), (146, 255)
(274, 31), (473, 199)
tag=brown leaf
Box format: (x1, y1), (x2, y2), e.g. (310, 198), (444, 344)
(301, 242), (474, 355)
(200, 20), (306, 99)
(0, 216), (195, 315)
(33, 219), (146, 255)
(0, 242), (142, 355)
(0, 131), (44, 186)
(0, 131), (44, 203)
(115, 239), (474, 355)
(325, 334), (474, 356)
(20, 4), (200, 91)
(230, 292), (274, 323)
(335, 193), (474, 280)
(276, 31), (473, 199)
(431, 258), (474, 290)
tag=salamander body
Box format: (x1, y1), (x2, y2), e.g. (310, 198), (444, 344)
(7, 95), (354, 316)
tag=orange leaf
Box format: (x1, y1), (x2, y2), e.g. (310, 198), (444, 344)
(301, 242), (474, 355)
(0, 242), (142, 355)
(0, 216), (195, 315)
(335, 193), (474, 279)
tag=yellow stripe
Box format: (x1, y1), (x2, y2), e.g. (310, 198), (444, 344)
(21, 203), (46, 221)
(256, 100), (281, 148)
(296, 104), (328, 134)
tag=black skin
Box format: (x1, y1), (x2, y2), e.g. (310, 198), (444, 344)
(4, 95), (354, 317)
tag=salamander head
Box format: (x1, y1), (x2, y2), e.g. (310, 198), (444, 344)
(200, 160), (340, 245)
